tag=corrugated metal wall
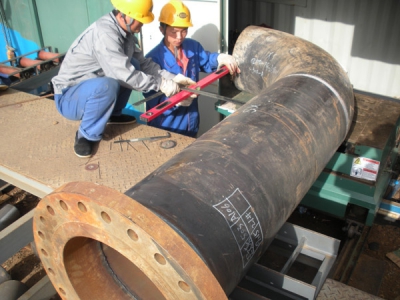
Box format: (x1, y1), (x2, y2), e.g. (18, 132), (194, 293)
(0, 0), (112, 62)
(229, 0), (400, 99)
(36, 0), (112, 53)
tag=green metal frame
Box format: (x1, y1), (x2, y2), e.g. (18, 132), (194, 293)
(301, 117), (400, 226)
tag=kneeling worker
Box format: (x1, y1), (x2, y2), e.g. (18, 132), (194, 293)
(52, 0), (195, 157)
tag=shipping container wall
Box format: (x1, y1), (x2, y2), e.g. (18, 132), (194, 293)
(0, 0), (42, 61)
(35, 0), (112, 54)
(229, 0), (400, 99)
(0, 0), (112, 62)
(1, 0), (220, 60)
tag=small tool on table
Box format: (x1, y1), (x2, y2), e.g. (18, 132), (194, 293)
(114, 132), (171, 143)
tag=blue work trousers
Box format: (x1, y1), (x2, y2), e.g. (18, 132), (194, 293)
(54, 77), (132, 141)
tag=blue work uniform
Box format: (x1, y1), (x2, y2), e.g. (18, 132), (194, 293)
(145, 38), (219, 137)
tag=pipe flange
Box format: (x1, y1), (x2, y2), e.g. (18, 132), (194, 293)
(33, 182), (226, 300)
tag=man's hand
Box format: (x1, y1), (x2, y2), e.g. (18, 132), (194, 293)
(217, 54), (241, 75)
(173, 74), (196, 86)
(160, 78), (180, 97)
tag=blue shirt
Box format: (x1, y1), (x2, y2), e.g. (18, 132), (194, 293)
(144, 38), (219, 137)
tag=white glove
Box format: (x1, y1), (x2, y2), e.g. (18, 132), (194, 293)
(217, 53), (241, 75)
(173, 74), (196, 86)
(176, 98), (193, 107)
(174, 74), (197, 101)
(174, 74), (196, 106)
(160, 78), (180, 97)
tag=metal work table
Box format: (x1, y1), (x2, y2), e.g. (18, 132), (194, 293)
(0, 88), (194, 197)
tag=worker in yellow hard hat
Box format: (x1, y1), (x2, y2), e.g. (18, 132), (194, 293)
(111, 0), (154, 33)
(52, 0), (194, 158)
(144, 0), (240, 137)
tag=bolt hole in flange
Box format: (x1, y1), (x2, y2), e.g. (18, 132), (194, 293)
(48, 268), (55, 275)
(46, 206), (55, 215)
(59, 287), (66, 295)
(101, 211), (111, 223)
(178, 281), (191, 293)
(127, 229), (138, 241)
(59, 200), (68, 211)
(78, 202), (87, 212)
(154, 253), (166, 265)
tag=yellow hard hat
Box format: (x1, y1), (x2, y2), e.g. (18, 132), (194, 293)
(111, 0), (154, 24)
(159, 0), (193, 27)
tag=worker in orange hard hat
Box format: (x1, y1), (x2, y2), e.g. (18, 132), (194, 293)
(144, 0), (240, 137)
(52, 0), (195, 158)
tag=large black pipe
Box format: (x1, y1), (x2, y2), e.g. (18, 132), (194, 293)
(125, 26), (354, 294)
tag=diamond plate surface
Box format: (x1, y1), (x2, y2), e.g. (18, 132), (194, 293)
(0, 90), (194, 194)
(317, 279), (384, 300)
(0, 88), (43, 108)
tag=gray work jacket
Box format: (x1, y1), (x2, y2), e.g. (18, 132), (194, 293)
(52, 12), (170, 94)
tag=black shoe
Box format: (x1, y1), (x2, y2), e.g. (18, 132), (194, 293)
(74, 132), (93, 158)
(107, 115), (136, 125)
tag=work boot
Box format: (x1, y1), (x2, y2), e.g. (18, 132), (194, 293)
(107, 115), (136, 125)
(74, 132), (93, 158)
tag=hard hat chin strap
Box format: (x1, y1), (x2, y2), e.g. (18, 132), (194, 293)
(121, 13), (134, 34)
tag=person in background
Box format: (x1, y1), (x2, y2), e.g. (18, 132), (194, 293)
(144, 0), (240, 137)
(51, 0), (195, 158)
(0, 75), (10, 91)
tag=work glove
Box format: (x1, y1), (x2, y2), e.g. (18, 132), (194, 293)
(176, 98), (193, 107)
(173, 74), (197, 106)
(160, 78), (180, 97)
(173, 74), (196, 86)
(217, 54), (241, 75)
